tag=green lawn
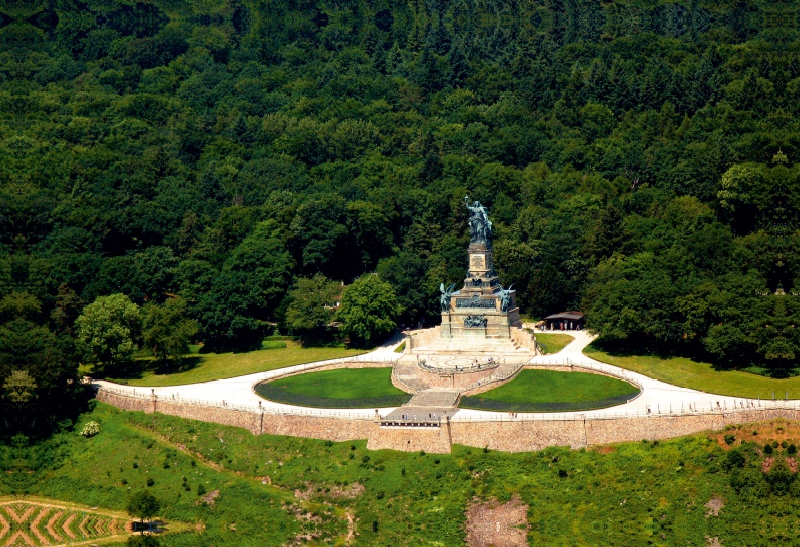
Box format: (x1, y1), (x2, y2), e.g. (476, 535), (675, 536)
(268, 368), (404, 399)
(104, 341), (366, 387)
(255, 368), (411, 408)
(584, 343), (800, 399)
(460, 369), (639, 412)
(535, 333), (575, 354)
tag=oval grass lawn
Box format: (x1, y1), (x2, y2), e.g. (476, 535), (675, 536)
(459, 369), (639, 412)
(256, 368), (412, 408)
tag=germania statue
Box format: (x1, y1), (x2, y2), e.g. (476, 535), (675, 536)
(464, 196), (492, 246)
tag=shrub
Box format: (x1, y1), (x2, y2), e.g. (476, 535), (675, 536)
(789, 444), (797, 455)
(764, 444), (774, 455)
(558, 469), (568, 478)
(724, 434), (735, 445)
(81, 421), (100, 438)
(197, 484), (206, 496)
(146, 478), (155, 486)
(724, 450), (746, 470)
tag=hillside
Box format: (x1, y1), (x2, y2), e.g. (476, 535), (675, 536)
(2, 0), (800, 433)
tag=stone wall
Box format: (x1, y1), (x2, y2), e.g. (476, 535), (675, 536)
(97, 389), (800, 454)
(413, 366), (502, 390)
(510, 326), (535, 352)
(367, 425), (453, 453)
(97, 390), (376, 440)
(406, 327), (440, 351)
(449, 408), (800, 452)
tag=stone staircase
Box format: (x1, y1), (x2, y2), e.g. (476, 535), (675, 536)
(407, 389), (459, 407)
(411, 336), (530, 355)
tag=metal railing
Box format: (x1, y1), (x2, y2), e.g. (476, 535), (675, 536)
(98, 385), (800, 423)
(450, 399), (800, 422)
(417, 356), (502, 374)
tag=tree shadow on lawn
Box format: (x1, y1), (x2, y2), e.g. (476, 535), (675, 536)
(97, 357), (201, 380)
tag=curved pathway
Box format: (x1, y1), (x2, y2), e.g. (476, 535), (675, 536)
(97, 331), (787, 421)
(457, 331), (766, 420)
(95, 336), (406, 418)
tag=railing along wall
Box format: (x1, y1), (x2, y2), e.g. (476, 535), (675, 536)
(98, 382), (800, 423)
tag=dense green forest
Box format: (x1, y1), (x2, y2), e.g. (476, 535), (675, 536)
(2, 0), (800, 433)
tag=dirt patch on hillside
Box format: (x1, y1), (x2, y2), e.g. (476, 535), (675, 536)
(705, 496), (724, 517)
(294, 482), (365, 500)
(712, 421), (800, 450)
(465, 495), (529, 547)
(196, 489), (220, 506)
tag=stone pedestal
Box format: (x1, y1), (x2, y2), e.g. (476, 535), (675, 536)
(441, 242), (522, 341)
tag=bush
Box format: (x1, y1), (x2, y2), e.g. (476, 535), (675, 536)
(764, 444), (774, 455)
(724, 450), (746, 470)
(146, 478), (155, 486)
(788, 444), (797, 455)
(81, 421), (100, 437)
(724, 434), (735, 445)
(197, 484), (206, 496)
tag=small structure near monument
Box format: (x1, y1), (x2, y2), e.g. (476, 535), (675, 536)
(542, 311), (585, 331)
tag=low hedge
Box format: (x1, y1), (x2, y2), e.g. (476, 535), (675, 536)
(255, 383), (412, 409)
(458, 391), (639, 413)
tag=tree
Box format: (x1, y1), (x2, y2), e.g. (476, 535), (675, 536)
(127, 491), (160, 525)
(338, 275), (402, 347)
(284, 274), (342, 344)
(76, 294), (141, 369)
(142, 298), (198, 362)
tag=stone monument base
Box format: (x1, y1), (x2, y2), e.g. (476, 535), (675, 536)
(405, 325), (536, 356)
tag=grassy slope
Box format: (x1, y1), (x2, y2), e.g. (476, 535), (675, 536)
(7, 402), (800, 546)
(107, 341), (366, 387)
(268, 368), (405, 399)
(585, 344), (800, 399)
(467, 369), (638, 404)
(535, 333), (575, 354)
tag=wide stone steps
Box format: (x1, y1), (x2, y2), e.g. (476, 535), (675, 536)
(411, 337), (530, 355)
(407, 389), (459, 407)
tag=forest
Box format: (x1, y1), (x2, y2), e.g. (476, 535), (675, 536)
(1, 0), (800, 434)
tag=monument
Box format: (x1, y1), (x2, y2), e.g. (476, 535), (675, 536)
(403, 197), (535, 356)
(439, 197), (522, 340)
